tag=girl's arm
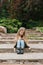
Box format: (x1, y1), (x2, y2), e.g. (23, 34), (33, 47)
(14, 37), (17, 48)
(24, 37), (30, 48)
(24, 37), (29, 44)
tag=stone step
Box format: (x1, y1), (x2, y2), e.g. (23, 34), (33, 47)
(0, 63), (43, 65)
(0, 33), (43, 37)
(0, 53), (43, 60)
(0, 49), (43, 53)
(0, 40), (43, 43)
(0, 44), (43, 53)
(0, 64), (24, 65)
(0, 36), (43, 39)
(0, 44), (43, 50)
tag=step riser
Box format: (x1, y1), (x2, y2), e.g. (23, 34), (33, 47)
(0, 49), (43, 53)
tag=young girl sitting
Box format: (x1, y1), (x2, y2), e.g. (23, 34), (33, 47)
(14, 27), (30, 54)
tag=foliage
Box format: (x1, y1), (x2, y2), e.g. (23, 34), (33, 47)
(0, 0), (43, 20)
(0, 18), (22, 33)
(0, 18), (43, 33)
(0, 0), (43, 33)
(36, 27), (43, 32)
(25, 20), (43, 29)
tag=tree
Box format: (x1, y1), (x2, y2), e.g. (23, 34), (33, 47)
(0, 0), (43, 20)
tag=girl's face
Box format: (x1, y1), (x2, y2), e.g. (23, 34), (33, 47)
(19, 29), (25, 36)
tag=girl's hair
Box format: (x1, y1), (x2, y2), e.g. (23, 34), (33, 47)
(16, 27), (28, 44)
(17, 27), (26, 38)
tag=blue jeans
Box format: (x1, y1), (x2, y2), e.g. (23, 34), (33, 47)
(17, 40), (25, 49)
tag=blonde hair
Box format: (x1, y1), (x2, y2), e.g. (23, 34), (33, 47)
(15, 27), (28, 44)
(17, 27), (26, 39)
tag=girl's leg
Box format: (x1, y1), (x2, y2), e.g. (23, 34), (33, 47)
(16, 40), (21, 54)
(16, 40), (21, 49)
(16, 40), (25, 54)
(21, 40), (25, 49)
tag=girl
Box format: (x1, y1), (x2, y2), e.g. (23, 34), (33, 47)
(14, 27), (30, 54)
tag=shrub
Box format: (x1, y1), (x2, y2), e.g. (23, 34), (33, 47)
(0, 18), (22, 33)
